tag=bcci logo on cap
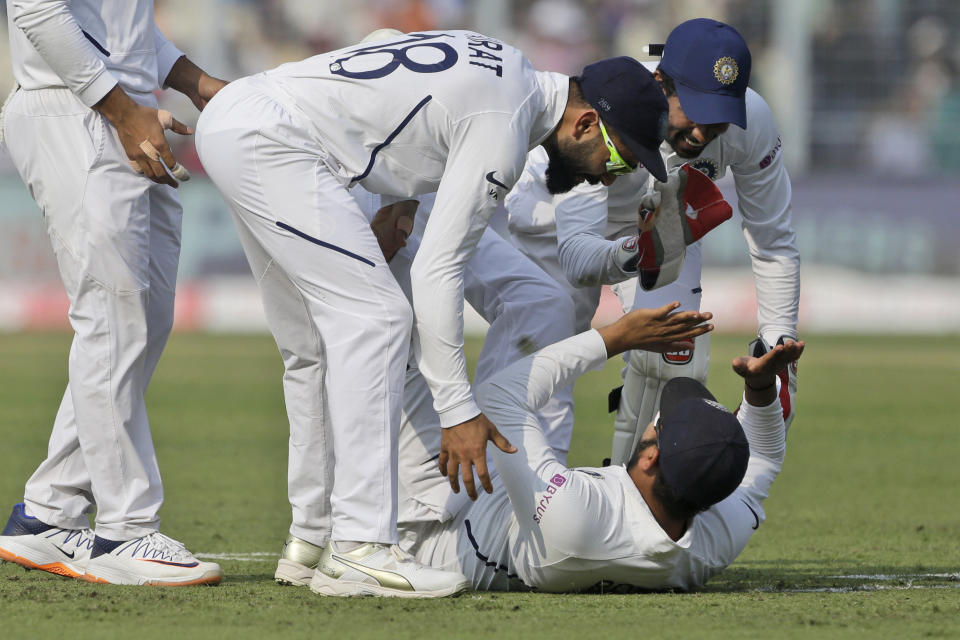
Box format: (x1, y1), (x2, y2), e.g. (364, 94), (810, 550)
(713, 56), (739, 85)
(663, 348), (693, 365)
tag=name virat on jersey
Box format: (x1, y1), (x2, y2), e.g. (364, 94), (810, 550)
(466, 33), (505, 77)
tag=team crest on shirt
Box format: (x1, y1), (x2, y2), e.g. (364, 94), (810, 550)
(713, 57), (739, 85)
(690, 157), (720, 180)
(662, 348), (693, 365)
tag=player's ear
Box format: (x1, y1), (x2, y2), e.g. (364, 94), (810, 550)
(637, 445), (659, 473)
(572, 109), (599, 140)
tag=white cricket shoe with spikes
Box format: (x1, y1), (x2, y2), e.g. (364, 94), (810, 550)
(83, 532), (222, 586)
(0, 503), (93, 579)
(275, 534), (324, 586)
(310, 542), (469, 598)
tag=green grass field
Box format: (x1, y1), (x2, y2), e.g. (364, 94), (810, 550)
(1, 332), (958, 639)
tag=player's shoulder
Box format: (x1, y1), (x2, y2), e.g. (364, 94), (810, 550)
(743, 88), (780, 139)
(716, 88), (781, 167)
(439, 30), (539, 94)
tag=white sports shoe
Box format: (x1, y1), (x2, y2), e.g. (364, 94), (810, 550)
(0, 503), (93, 579)
(83, 532), (222, 586)
(275, 534), (324, 586)
(310, 542), (469, 598)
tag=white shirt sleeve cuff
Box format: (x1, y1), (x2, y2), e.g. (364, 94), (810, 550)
(157, 46), (184, 89)
(438, 400), (482, 429)
(75, 70), (119, 108)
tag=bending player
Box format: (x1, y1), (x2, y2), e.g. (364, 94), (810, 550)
(396, 307), (804, 592)
(503, 19), (800, 464)
(196, 30), (668, 596)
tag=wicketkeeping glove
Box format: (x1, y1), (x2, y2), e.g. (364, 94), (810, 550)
(626, 164), (732, 290)
(747, 334), (799, 430)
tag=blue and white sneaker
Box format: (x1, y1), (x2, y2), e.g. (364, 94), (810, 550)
(0, 503), (93, 579)
(83, 532), (222, 586)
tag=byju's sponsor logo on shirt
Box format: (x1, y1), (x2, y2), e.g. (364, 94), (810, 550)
(533, 474), (567, 523)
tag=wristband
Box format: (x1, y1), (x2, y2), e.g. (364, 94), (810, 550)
(745, 379), (776, 391)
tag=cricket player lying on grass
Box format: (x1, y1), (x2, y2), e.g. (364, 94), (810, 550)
(394, 310), (803, 592)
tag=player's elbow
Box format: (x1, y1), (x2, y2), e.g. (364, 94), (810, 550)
(475, 378), (525, 420)
(10, 0), (60, 27)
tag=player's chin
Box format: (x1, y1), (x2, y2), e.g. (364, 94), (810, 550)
(666, 136), (704, 159)
(673, 143), (704, 159)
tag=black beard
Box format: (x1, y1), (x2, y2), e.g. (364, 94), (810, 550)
(542, 137), (600, 194)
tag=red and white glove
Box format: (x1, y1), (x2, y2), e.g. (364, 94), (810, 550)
(746, 334), (799, 430)
(620, 164), (732, 290)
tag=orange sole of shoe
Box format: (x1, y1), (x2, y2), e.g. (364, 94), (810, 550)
(0, 547), (83, 579)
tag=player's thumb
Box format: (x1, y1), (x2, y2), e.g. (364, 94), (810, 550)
(731, 356), (750, 376)
(489, 427), (517, 454)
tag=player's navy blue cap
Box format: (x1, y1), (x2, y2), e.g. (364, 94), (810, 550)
(656, 377), (749, 511)
(579, 56), (669, 182)
(658, 18), (751, 129)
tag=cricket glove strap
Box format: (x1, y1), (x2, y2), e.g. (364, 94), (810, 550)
(746, 334), (799, 431)
(636, 163), (733, 291)
(613, 235), (641, 274)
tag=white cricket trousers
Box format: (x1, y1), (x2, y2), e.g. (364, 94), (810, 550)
(3, 87), (181, 539)
(195, 77), (412, 546)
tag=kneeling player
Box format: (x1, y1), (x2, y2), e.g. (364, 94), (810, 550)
(395, 307), (803, 592)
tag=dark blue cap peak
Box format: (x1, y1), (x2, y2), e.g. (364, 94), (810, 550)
(579, 56), (669, 182)
(659, 18), (752, 129)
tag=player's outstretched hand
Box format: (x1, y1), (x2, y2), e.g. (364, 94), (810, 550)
(94, 85), (190, 188)
(732, 340), (804, 406)
(439, 413), (516, 500)
(732, 340), (805, 381)
(598, 302), (713, 357)
(370, 200), (417, 261)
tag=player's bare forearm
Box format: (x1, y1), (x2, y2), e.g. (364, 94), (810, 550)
(164, 56), (228, 111)
(732, 341), (805, 406)
(598, 302), (714, 357)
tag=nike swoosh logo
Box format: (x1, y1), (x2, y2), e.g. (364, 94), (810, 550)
(53, 546), (75, 559)
(740, 499), (760, 530)
(141, 559), (200, 567)
(331, 554), (413, 591)
(485, 171), (508, 190)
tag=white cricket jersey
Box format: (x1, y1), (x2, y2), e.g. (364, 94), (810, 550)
(506, 86), (800, 343)
(7, 0), (183, 106)
(262, 31), (568, 427)
(410, 330), (785, 592)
